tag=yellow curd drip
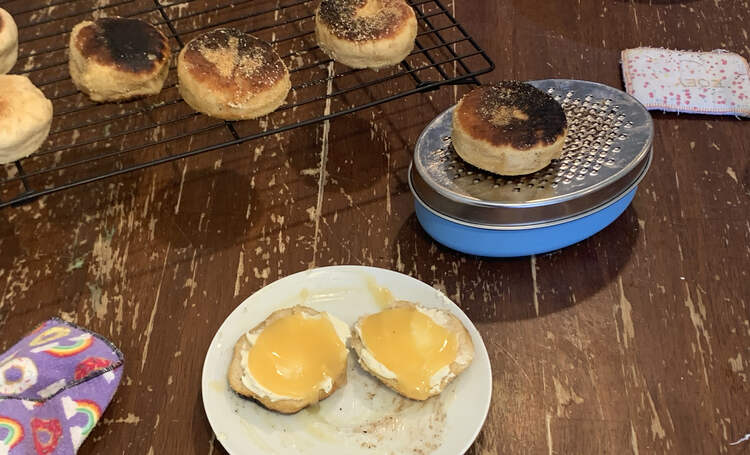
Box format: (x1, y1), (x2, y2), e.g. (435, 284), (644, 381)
(364, 274), (395, 309)
(247, 311), (346, 400)
(360, 306), (458, 399)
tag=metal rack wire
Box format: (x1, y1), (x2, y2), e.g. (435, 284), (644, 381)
(0, 0), (494, 208)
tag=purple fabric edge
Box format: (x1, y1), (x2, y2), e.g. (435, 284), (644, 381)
(0, 318), (125, 402)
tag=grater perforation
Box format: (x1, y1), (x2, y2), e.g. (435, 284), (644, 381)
(410, 79), (654, 227)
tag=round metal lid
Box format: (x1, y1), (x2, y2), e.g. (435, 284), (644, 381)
(410, 79), (654, 227)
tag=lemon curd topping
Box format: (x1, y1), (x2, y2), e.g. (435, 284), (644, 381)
(247, 311), (347, 400)
(360, 306), (458, 399)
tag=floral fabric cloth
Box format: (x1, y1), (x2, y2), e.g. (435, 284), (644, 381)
(621, 47), (750, 117)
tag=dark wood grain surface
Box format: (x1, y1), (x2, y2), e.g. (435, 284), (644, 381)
(1, 0), (749, 454)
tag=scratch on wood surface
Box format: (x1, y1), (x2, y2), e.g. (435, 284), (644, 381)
(140, 243), (171, 373)
(683, 283), (712, 387)
(726, 167), (738, 183)
(545, 412), (553, 455)
(531, 255), (539, 317)
(253, 267), (270, 280)
(631, 423), (640, 455)
(88, 227), (129, 325)
(553, 376), (583, 416)
(311, 61), (335, 267)
(87, 283), (106, 322)
(253, 145), (264, 162)
(91, 228), (117, 281)
(657, 383), (676, 435)
(175, 162), (188, 215)
(500, 346), (532, 385)
(395, 243), (405, 272)
(234, 250), (245, 297)
(729, 353), (747, 382)
(141, 173), (155, 218)
(0, 270), (12, 315)
(385, 151), (392, 216)
(616, 276), (635, 348)
(101, 413), (141, 425)
(207, 433), (215, 455)
(572, 316), (606, 420)
(184, 249), (198, 302)
(645, 389), (666, 441)
(730, 433), (750, 446)
(630, 1), (639, 30)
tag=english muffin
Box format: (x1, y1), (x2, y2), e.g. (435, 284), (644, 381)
(0, 75), (53, 164)
(351, 301), (474, 401)
(0, 8), (18, 74)
(228, 306), (350, 414)
(315, 0), (417, 69)
(177, 28), (290, 120)
(69, 17), (171, 102)
(452, 81), (568, 176)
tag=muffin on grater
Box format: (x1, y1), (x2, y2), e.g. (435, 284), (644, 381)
(452, 81), (568, 176)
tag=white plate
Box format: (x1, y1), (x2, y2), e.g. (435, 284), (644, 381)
(201, 266), (492, 455)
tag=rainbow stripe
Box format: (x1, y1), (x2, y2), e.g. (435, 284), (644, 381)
(44, 335), (93, 358)
(29, 322), (47, 335)
(0, 416), (23, 449)
(72, 400), (101, 435)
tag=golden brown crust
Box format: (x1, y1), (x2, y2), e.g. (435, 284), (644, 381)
(455, 81), (567, 151)
(181, 28), (286, 96)
(227, 305), (348, 414)
(351, 301), (474, 401)
(317, 0), (415, 42)
(73, 17), (170, 75)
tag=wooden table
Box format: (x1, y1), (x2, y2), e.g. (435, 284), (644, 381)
(1, 0), (749, 453)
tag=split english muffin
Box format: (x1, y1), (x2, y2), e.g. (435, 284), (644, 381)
(228, 305), (350, 414)
(351, 301), (474, 401)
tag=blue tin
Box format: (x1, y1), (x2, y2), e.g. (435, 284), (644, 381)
(409, 80), (654, 257)
(412, 179), (638, 257)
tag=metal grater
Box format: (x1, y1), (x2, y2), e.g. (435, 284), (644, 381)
(409, 79), (654, 227)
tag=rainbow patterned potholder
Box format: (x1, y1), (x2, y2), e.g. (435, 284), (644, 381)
(0, 319), (123, 454)
(621, 47), (750, 117)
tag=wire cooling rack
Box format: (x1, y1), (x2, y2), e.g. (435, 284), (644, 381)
(0, 0), (494, 208)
